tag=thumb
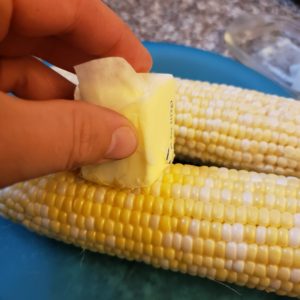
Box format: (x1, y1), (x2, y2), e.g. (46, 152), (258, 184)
(0, 93), (137, 187)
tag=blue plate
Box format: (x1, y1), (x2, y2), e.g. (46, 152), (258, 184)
(0, 42), (289, 300)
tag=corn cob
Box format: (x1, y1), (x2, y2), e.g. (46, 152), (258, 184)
(1, 164), (300, 297)
(51, 64), (300, 178)
(174, 79), (300, 177)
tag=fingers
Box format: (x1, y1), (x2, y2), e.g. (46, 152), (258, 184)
(0, 92), (137, 187)
(1, 0), (152, 72)
(0, 56), (75, 99)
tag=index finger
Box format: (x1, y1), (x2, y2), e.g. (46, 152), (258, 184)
(9, 0), (152, 71)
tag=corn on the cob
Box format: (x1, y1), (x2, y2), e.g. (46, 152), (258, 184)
(174, 79), (300, 177)
(1, 164), (300, 298)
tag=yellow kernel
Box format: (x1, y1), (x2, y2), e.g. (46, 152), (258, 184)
(91, 203), (101, 217)
(153, 246), (163, 259)
(199, 221), (210, 239)
(256, 245), (268, 263)
(125, 239), (134, 252)
(266, 227), (277, 245)
(159, 216), (171, 232)
(192, 201), (203, 219)
(280, 247), (293, 267)
(244, 261), (255, 275)
(50, 220), (60, 233)
(86, 231), (96, 243)
(133, 242), (143, 255)
(247, 207), (258, 225)
(203, 239), (215, 256)
(130, 211), (140, 226)
(281, 212), (293, 228)
(164, 248), (175, 260)
(120, 209), (130, 223)
(60, 224), (70, 236)
(210, 222), (222, 240)
(142, 228), (152, 244)
(95, 218), (104, 231)
(152, 230), (162, 246)
(173, 198), (185, 217)
(132, 226), (142, 242)
(278, 228), (289, 247)
(269, 246), (281, 265)
(101, 204), (111, 218)
(202, 256), (213, 268)
(295, 250), (300, 268)
(124, 224), (133, 239)
(193, 238), (203, 255)
(76, 215), (85, 229)
(103, 219), (114, 235)
(215, 241), (225, 258)
(247, 244), (258, 261)
(277, 267), (290, 281)
(213, 258), (225, 269)
(116, 237), (125, 250)
(244, 225), (256, 243)
(113, 222), (123, 236)
(177, 217), (190, 234)
(266, 265), (278, 279)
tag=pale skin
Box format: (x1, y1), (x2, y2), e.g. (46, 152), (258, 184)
(0, 0), (152, 187)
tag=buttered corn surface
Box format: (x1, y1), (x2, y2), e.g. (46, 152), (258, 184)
(1, 164), (300, 297)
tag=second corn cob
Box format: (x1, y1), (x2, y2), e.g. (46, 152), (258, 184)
(174, 79), (300, 177)
(1, 164), (300, 298)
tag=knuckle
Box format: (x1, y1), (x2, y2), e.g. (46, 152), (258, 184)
(67, 103), (98, 169)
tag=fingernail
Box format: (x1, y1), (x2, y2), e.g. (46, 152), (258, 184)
(105, 127), (137, 159)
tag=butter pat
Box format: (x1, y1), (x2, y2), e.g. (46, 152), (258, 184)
(74, 57), (175, 188)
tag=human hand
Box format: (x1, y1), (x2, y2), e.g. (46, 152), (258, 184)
(0, 0), (152, 187)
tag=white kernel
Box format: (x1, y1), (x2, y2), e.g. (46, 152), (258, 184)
(162, 232), (173, 248)
(266, 194), (275, 208)
(289, 228), (300, 247)
(222, 224), (232, 242)
(225, 260), (233, 270)
(70, 227), (79, 239)
(276, 177), (288, 186)
(241, 139), (251, 151)
(256, 226), (266, 244)
(191, 186), (200, 200)
(221, 189), (231, 202)
(189, 219), (200, 236)
(173, 233), (182, 250)
(181, 185), (191, 198)
(291, 269), (300, 283)
(94, 188), (105, 203)
(232, 223), (244, 242)
(226, 242), (237, 259)
(182, 235), (193, 252)
(294, 214), (300, 227)
(270, 279), (281, 290)
(199, 187), (210, 202)
(171, 184), (181, 199)
(243, 191), (252, 205)
(205, 178), (214, 187)
(160, 259), (170, 269)
(41, 218), (50, 228)
(237, 243), (247, 260)
(233, 261), (244, 273)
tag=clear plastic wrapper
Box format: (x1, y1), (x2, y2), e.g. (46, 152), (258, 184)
(224, 14), (300, 98)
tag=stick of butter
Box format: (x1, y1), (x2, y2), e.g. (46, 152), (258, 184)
(74, 57), (175, 188)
